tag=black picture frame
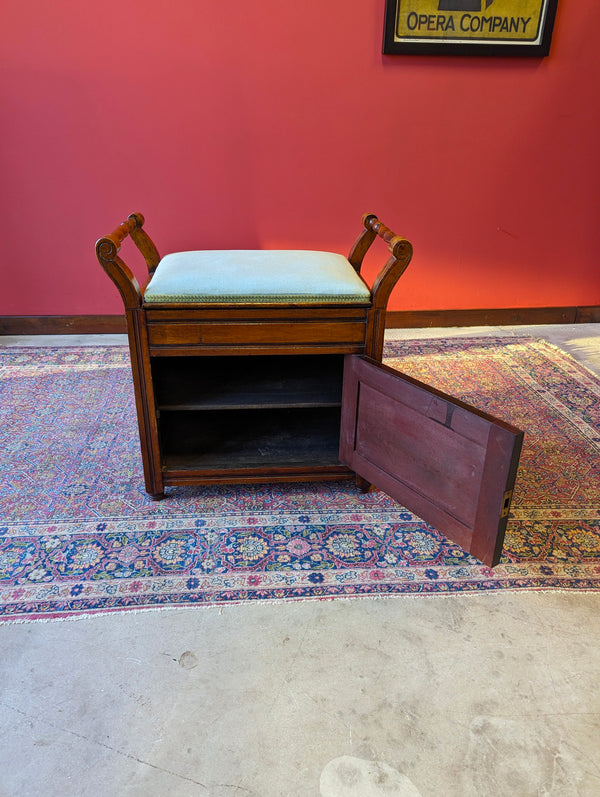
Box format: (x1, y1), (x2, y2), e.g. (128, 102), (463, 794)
(383, 0), (559, 56)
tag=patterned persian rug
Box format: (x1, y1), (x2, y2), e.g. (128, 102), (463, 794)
(1, 338), (599, 622)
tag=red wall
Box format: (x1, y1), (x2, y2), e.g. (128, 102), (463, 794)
(2, 1), (598, 315)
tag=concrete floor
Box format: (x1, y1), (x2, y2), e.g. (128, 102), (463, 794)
(1, 325), (599, 797)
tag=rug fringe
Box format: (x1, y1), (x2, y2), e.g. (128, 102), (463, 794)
(2, 586), (599, 625)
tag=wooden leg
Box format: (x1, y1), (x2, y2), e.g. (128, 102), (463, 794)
(356, 475), (371, 493)
(148, 491), (166, 501)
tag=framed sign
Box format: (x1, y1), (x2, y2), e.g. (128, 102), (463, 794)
(383, 0), (559, 56)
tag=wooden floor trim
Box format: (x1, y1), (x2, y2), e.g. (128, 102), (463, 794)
(0, 315), (128, 335)
(386, 306), (600, 328)
(1, 307), (599, 336)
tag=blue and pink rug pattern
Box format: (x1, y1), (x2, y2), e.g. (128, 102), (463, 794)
(1, 338), (599, 621)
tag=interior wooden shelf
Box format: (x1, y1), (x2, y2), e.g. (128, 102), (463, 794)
(152, 354), (345, 411)
(160, 407), (342, 470)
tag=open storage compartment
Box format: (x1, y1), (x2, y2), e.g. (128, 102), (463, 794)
(160, 407), (343, 471)
(152, 354), (347, 474)
(152, 355), (345, 411)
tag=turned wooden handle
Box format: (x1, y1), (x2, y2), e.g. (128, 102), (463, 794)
(362, 213), (409, 258)
(348, 212), (412, 274)
(96, 213), (149, 310)
(102, 212), (145, 252)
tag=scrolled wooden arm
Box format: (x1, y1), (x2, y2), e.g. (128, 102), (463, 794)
(348, 212), (413, 309)
(348, 213), (414, 360)
(95, 212), (161, 310)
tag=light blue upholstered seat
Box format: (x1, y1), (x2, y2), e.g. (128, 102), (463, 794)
(143, 250), (371, 304)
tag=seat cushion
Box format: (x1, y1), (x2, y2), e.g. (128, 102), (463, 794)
(143, 250), (371, 304)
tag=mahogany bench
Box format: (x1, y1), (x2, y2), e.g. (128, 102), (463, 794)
(96, 213), (413, 498)
(96, 212), (522, 567)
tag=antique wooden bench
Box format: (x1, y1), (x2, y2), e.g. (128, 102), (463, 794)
(96, 213), (413, 496)
(96, 212), (521, 567)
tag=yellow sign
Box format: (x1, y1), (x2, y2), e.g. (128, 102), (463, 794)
(384, 0), (558, 54)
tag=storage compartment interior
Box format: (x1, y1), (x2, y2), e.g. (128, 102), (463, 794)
(152, 354), (344, 410)
(151, 354), (345, 471)
(160, 407), (342, 470)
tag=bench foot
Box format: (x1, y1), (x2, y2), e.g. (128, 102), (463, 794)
(356, 475), (371, 493)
